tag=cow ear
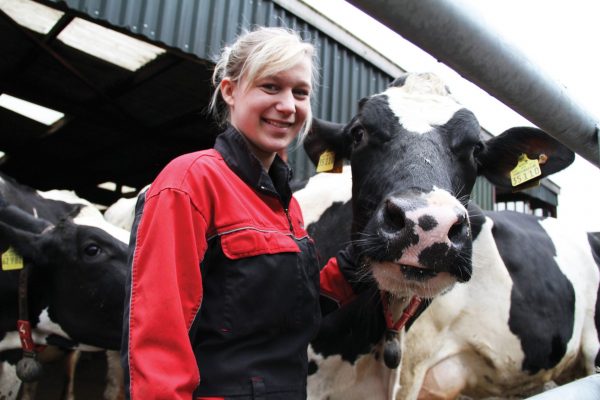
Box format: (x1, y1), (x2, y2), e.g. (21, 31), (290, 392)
(476, 127), (575, 189)
(303, 118), (349, 166)
(0, 220), (45, 262)
(0, 205), (53, 233)
(0, 206), (53, 263)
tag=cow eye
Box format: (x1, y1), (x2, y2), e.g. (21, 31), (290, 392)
(84, 244), (101, 256)
(473, 142), (484, 156)
(351, 126), (365, 145)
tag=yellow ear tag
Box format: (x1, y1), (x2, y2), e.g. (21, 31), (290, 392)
(316, 150), (343, 173)
(1, 247), (24, 271)
(510, 154), (541, 187)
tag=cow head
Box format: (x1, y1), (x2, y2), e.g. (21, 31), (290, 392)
(305, 72), (574, 299)
(0, 205), (127, 350)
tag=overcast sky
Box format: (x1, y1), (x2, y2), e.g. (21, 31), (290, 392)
(302, 0), (600, 231)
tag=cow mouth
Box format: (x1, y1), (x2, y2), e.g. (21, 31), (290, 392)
(399, 263), (438, 281)
(371, 261), (457, 298)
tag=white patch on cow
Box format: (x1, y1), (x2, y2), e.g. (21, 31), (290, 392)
(307, 343), (400, 400)
(294, 166), (353, 226)
(104, 196), (137, 231)
(384, 74), (463, 135)
(0, 332), (22, 352)
(538, 218), (600, 374)
(0, 361), (21, 400)
(38, 189), (130, 244)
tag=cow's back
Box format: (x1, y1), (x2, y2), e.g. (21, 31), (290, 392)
(0, 174), (79, 222)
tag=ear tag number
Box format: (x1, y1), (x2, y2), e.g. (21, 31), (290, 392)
(2, 247), (24, 271)
(316, 150), (343, 173)
(510, 154), (541, 187)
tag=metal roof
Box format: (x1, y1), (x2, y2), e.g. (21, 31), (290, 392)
(0, 0), (558, 210)
(0, 0), (394, 205)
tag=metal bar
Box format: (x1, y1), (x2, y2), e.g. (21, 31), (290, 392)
(346, 0), (600, 168)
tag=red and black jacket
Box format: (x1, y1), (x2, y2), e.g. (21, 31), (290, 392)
(122, 126), (354, 400)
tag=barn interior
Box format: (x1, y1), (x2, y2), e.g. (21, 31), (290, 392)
(0, 0), (563, 215)
(0, 0), (220, 206)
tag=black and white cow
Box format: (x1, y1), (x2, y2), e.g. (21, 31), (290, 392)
(0, 173), (129, 399)
(99, 72), (582, 398)
(294, 72), (580, 399)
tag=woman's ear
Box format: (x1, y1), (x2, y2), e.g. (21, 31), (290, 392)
(220, 77), (236, 107)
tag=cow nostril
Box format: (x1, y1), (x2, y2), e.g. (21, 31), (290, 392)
(384, 199), (406, 229)
(448, 214), (469, 244)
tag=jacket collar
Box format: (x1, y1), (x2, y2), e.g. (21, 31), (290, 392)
(214, 125), (293, 207)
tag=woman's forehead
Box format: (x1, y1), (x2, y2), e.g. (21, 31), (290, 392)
(254, 57), (313, 86)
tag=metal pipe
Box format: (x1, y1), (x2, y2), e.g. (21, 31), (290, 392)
(346, 0), (600, 168)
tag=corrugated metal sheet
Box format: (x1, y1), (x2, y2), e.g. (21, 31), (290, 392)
(50, 0), (495, 205)
(50, 0), (393, 180)
(471, 177), (495, 211)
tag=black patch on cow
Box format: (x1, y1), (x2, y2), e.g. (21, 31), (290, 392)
(587, 232), (600, 367)
(310, 287), (386, 364)
(489, 211), (575, 374)
(306, 201), (353, 264)
(418, 215), (437, 231)
(389, 75), (409, 88)
(46, 334), (79, 349)
(307, 360), (318, 376)
(418, 243), (450, 270)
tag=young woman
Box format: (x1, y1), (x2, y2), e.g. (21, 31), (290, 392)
(121, 27), (356, 399)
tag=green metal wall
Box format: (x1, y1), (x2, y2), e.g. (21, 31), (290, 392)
(50, 0), (393, 180)
(471, 177), (495, 211)
(50, 0), (495, 208)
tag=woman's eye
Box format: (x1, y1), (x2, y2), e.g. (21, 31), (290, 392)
(293, 89), (310, 99)
(261, 84), (278, 93)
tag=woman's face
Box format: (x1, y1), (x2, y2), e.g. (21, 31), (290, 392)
(221, 57), (312, 168)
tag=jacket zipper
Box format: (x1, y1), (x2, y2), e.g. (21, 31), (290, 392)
(284, 208), (294, 234)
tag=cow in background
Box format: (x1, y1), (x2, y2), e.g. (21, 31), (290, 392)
(294, 72), (579, 399)
(0, 173), (129, 399)
(103, 185), (150, 231)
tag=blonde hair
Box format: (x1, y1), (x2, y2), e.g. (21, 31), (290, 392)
(209, 26), (317, 141)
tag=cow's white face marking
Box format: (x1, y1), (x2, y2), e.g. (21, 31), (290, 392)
(384, 74), (462, 135)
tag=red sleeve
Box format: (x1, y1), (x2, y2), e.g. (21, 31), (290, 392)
(319, 256), (356, 307)
(126, 188), (207, 399)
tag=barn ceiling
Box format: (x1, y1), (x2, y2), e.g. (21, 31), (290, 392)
(0, 0), (220, 206)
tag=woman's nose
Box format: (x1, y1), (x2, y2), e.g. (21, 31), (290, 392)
(275, 90), (295, 113)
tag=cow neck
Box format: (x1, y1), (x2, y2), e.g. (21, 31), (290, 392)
(380, 293), (422, 369)
(214, 126), (293, 209)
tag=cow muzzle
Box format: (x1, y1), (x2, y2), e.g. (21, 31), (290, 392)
(360, 189), (472, 297)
